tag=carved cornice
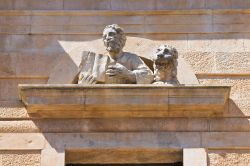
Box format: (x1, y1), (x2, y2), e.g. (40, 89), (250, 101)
(19, 84), (230, 118)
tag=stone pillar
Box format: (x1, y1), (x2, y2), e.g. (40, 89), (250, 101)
(183, 148), (207, 166)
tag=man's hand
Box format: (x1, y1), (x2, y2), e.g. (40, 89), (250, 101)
(106, 63), (136, 83)
(78, 73), (97, 84)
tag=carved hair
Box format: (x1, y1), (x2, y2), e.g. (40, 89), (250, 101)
(103, 24), (127, 49)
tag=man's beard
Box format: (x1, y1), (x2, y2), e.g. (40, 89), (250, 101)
(105, 40), (122, 53)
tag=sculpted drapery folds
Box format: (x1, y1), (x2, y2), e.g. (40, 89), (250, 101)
(78, 24), (154, 84)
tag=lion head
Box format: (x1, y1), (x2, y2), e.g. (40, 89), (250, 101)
(152, 45), (179, 85)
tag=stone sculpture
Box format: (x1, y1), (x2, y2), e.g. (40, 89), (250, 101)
(152, 45), (179, 85)
(78, 24), (154, 84)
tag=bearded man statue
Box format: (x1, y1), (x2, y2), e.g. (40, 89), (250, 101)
(78, 24), (153, 84)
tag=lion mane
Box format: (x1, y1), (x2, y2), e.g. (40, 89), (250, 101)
(152, 45), (179, 85)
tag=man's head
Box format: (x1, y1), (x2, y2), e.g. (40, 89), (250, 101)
(103, 24), (126, 55)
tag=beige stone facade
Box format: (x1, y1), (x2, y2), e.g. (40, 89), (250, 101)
(0, 0), (250, 165)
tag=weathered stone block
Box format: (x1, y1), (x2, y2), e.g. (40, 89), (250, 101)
(0, 0), (13, 9)
(156, 0), (187, 10)
(43, 132), (201, 149)
(205, 0), (231, 9)
(145, 15), (212, 25)
(0, 16), (31, 25)
(64, 0), (111, 10)
(213, 14), (250, 24)
(0, 79), (47, 101)
(214, 24), (250, 33)
(31, 16), (70, 26)
(145, 24), (213, 34)
(3, 34), (92, 53)
(209, 118), (250, 132)
(231, 0), (250, 9)
(187, 0), (205, 9)
(68, 15), (144, 25)
(13, 0), (63, 10)
(202, 132), (250, 147)
(0, 53), (15, 76)
(0, 25), (30, 34)
(0, 118), (209, 133)
(0, 133), (45, 150)
(111, 0), (156, 10)
(13, 52), (61, 76)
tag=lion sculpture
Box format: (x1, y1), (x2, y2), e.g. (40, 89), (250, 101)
(152, 45), (179, 85)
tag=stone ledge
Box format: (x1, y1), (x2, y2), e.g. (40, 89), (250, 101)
(19, 84), (230, 118)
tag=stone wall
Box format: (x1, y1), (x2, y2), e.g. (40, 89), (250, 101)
(0, 0), (249, 165)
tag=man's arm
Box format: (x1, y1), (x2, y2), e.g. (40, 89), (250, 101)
(131, 56), (154, 84)
(106, 63), (136, 83)
(105, 54), (154, 84)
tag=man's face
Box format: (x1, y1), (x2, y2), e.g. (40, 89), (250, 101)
(103, 28), (122, 54)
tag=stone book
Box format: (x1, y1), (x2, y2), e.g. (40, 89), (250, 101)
(78, 51), (108, 83)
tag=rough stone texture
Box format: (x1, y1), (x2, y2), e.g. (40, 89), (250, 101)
(208, 150), (250, 166)
(199, 78), (250, 116)
(184, 47), (250, 75)
(214, 52), (250, 73)
(0, 101), (28, 118)
(187, 34), (245, 53)
(0, 150), (40, 166)
(182, 52), (215, 73)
